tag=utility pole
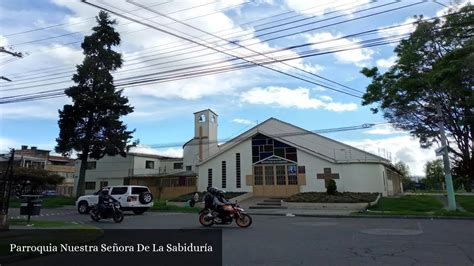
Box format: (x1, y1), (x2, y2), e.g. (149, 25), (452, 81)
(0, 47), (23, 58)
(436, 104), (457, 210)
(0, 46), (23, 83)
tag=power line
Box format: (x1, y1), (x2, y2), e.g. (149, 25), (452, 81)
(145, 123), (380, 149)
(0, 34), (406, 97)
(3, 1), (369, 79)
(126, 0), (363, 95)
(2, 2), (466, 102)
(7, 0), (249, 47)
(2, 13), (465, 94)
(0, 34), (410, 104)
(0, 0), (408, 94)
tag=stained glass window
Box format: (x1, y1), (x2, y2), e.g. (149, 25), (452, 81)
(251, 133), (297, 163)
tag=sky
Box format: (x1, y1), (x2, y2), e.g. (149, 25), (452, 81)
(0, 0), (471, 176)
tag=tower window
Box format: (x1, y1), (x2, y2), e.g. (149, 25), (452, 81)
(198, 114), (206, 122)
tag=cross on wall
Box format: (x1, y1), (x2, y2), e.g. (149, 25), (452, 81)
(316, 168), (340, 187)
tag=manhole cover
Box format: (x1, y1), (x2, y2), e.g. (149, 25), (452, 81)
(360, 228), (423, 235)
(292, 222), (338, 227)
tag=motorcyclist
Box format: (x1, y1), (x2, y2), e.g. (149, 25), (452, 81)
(204, 187), (217, 209)
(98, 188), (118, 215)
(213, 189), (233, 220)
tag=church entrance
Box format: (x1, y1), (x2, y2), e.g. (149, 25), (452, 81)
(252, 163), (299, 197)
(250, 134), (303, 197)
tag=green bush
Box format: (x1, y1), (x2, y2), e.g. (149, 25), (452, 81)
(327, 179), (337, 195)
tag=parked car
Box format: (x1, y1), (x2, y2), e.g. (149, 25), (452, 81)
(76, 185), (154, 215)
(41, 190), (57, 197)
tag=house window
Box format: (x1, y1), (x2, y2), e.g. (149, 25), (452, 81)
(99, 181), (108, 188)
(85, 182), (96, 190)
(236, 153), (241, 188)
(222, 161), (227, 188)
(208, 169), (213, 187)
(174, 162), (183, 169)
(186, 165), (192, 171)
(145, 160), (154, 169)
(86, 161), (96, 170)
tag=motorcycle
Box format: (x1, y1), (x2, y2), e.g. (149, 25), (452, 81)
(90, 202), (124, 223)
(199, 204), (252, 228)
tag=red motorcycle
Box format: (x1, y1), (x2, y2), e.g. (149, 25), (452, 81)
(199, 204), (252, 228)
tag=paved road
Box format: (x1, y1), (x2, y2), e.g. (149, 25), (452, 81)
(7, 207), (474, 265)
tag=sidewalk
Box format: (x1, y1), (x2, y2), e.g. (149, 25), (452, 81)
(238, 197), (356, 216)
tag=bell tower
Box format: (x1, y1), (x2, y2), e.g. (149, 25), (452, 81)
(194, 109), (218, 161)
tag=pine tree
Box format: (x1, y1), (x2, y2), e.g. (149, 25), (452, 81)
(55, 11), (134, 197)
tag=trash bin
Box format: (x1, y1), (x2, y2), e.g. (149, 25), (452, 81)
(20, 197), (42, 216)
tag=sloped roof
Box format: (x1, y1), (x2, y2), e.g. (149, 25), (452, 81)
(199, 117), (389, 165)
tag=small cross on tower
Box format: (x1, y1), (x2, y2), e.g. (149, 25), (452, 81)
(317, 168), (340, 187)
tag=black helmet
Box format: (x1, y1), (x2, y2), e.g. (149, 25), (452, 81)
(208, 187), (219, 195)
(100, 189), (109, 196)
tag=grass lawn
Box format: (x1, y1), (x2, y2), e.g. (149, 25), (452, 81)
(286, 192), (379, 203)
(150, 200), (200, 213)
(368, 195), (443, 212)
(456, 196), (474, 212)
(9, 196), (76, 208)
(362, 195), (474, 217)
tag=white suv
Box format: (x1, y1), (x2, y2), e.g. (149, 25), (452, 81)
(76, 185), (154, 215)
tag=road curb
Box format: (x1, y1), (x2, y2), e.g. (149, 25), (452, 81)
(249, 212), (474, 220)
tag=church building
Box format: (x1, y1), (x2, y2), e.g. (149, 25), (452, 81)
(183, 109), (403, 197)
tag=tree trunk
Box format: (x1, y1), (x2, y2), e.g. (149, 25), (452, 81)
(76, 155), (88, 198)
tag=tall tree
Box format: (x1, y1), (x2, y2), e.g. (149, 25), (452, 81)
(361, 5), (473, 190)
(424, 159), (444, 189)
(394, 161), (413, 187)
(56, 11), (135, 197)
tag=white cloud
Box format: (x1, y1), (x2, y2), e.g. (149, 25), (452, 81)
(130, 145), (183, 158)
(0, 137), (19, 153)
(285, 0), (371, 16)
(305, 32), (374, 67)
(240, 86), (358, 112)
(376, 56), (397, 69)
(344, 135), (437, 176)
(377, 17), (418, 40)
(0, 35), (8, 47)
(364, 124), (407, 135)
(232, 118), (256, 125)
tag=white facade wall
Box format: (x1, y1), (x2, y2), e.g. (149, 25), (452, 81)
(198, 139), (253, 192)
(160, 159), (184, 173)
(75, 155), (133, 194)
(339, 163), (387, 195)
(75, 154), (183, 195)
(183, 142), (199, 172)
(298, 149), (387, 195)
(297, 149), (341, 193)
